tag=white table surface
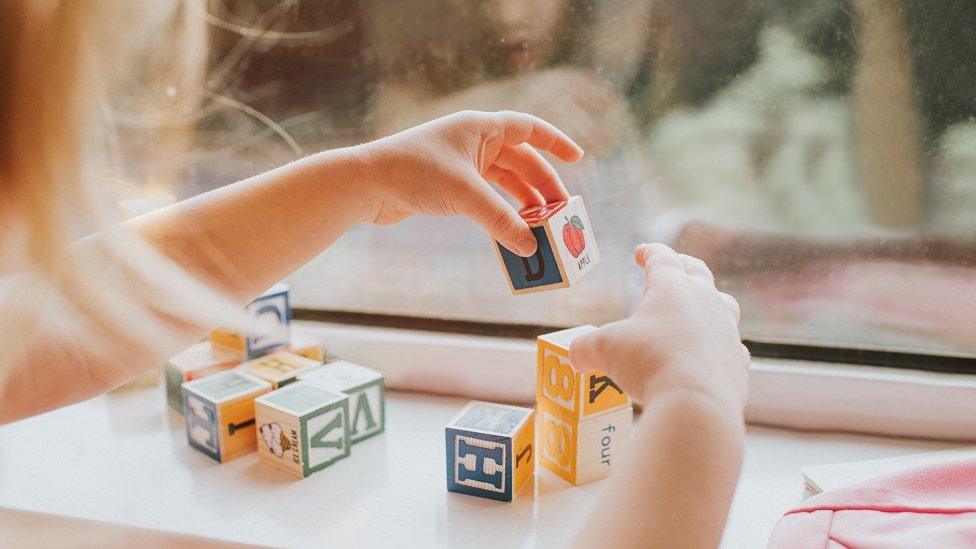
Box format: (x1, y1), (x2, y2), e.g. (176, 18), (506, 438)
(0, 385), (955, 548)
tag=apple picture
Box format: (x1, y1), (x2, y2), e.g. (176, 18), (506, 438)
(562, 215), (586, 258)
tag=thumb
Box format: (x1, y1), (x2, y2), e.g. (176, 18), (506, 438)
(461, 177), (538, 257)
(569, 329), (604, 374)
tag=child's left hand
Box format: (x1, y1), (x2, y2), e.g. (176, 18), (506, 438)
(355, 110), (584, 257)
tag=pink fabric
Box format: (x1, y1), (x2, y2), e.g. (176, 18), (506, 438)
(769, 458), (976, 548)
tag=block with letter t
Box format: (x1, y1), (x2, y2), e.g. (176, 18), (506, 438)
(494, 195), (601, 295)
(210, 283), (292, 359)
(445, 401), (535, 502)
(298, 360), (385, 444)
(181, 370), (272, 463)
(254, 381), (351, 478)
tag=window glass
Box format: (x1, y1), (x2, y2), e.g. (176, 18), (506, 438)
(182, 1), (976, 356)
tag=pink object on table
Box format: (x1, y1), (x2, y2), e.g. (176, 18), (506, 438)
(769, 458), (976, 548)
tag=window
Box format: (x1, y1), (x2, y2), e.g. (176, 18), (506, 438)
(177, 1), (976, 361)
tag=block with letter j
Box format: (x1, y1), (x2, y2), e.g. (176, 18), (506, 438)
(494, 195), (601, 295)
(445, 401), (535, 502)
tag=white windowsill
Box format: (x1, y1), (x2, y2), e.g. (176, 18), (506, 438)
(298, 320), (976, 442)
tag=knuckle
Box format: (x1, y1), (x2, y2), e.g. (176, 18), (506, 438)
(487, 209), (519, 236)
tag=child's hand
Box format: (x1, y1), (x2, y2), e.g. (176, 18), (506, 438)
(571, 243), (749, 413)
(358, 110), (584, 257)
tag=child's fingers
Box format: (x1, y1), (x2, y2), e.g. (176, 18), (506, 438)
(569, 328), (604, 374)
(721, 293), (741, 323)
(460, 174), (538, 257)
(493, 143), (570, 203)
(484, 165), (546, 207)
(678, 253), (715, 285)
(635, 243), (685, 274)
(493, 111), (584, 163)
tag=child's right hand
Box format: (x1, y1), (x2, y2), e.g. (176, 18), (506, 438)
(353, 110), (583, 257)
(571, 243), (750, 414)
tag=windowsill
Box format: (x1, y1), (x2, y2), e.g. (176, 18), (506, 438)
(298, 320), (976, 441)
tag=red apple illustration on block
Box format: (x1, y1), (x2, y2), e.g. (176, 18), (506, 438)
(563, 215), (586, 258)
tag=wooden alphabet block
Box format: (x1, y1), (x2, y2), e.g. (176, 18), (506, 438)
(181, 370), (272, 463)
(286, 333), (326, 363)
(164, 342), (241, 414)
(537, 326), (630, 423)
(495, 195), (601, 295)
(238, 350), (321, 389)
(445, 401), (535, 502)
(538, 403), (632, 486)
(254, 381), (351, 478)
(298, 360), (385, 444)
(209, 283), (291, 359)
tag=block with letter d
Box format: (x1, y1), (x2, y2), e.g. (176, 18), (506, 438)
(537, 326), (630, 422)
(494, 195), (601, 295)
(445, 401), (535, 502)
(182, 370), (272, 463)
(298, 360), (385, 444)
(254, 381), (351, 478)
(210, 283), (292, 359)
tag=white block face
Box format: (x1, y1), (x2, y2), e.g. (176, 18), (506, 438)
(545, 196), (601, 286)
(300, 361), (382, 392)
(304, 405), (349, 472)
(256, 412), (302, 476)
(575, 406), (633, 485)
(538, 325), (598, 352)
(246, 291), (291, 353)
(348, 383), (384, 441)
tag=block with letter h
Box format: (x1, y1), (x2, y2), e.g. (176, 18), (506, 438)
(536, 326), (633, 485)
(210, 283), (292, 359)
(495, 195), (601, 295)
(182, 370), (272, 463)
(298, 360), (386, 444)
(254, 381), (351, 478)
(445, 401), (535, 502)
(239, 350), (321, 389)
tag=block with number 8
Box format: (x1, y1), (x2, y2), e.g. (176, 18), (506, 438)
(537, 326), (630, 422)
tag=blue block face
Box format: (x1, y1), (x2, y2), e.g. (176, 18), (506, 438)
(445, 428), (512, 502)
(245, 289), (292, 358)
(184, 390), (221, 462)
(497, 226), (563, 291)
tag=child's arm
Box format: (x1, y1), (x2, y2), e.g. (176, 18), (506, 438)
(571, 244), (749, 549)
(0, 111), (582, 422)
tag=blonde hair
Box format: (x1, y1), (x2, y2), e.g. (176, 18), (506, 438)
(0, 1), (246, 396)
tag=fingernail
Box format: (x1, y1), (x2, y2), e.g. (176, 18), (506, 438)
(516, 237), (537, 257)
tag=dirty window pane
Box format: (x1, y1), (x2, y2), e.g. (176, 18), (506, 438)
(183, 1), (976, 357)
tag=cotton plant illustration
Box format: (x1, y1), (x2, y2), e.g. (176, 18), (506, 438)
(260, 422), (291, 458)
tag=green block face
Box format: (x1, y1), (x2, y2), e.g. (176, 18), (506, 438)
(300, 399), (351, 477)
(165, 363), (187, 413)
(347, 379), (386, 444)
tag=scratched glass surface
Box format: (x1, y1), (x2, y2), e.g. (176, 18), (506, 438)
(169, 1), (976, 356)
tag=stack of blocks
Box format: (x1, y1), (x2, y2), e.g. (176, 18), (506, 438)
(536, 326), (632, 485)
(165, 283), (326, 415)
(445, 401), (535, 502)
(495, 196), (601, 294)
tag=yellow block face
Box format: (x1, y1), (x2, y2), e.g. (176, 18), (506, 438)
(240, 351), (318, 389)
(218, 386), (270, 462)
(210, 328), (245, 352)
(538, 402), (577, 484)
(512, 409), (535, 499)
(536, 339), (630, 422)
(289, 344), (325, 363)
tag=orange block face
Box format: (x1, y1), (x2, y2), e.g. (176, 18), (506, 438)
(218, 388), (270, 462)
(512, 409), (536, 497)
(538, 403), (577, 484)
(536, 327), (630, 422)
